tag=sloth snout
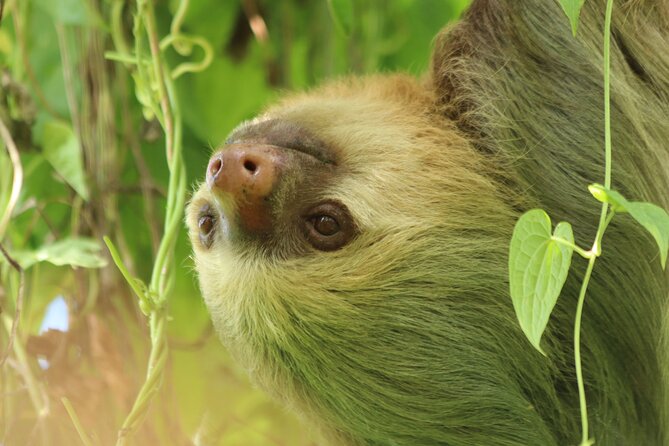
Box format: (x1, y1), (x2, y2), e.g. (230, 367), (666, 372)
(206, 144), (284, 235)
(206, 145), (280, 201)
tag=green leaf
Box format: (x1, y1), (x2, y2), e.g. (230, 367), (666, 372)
(33, 0), (100, 26)
(625, 202), (669, 269)
(36, 119), (90, 201)
(587, 183), (627, 211)
(589, 184), (669, 269)
(558, 0), (586, 36)
(9, 238), (107, 269)
(509, 209), (574, 354)
(327, 0), (354, 36)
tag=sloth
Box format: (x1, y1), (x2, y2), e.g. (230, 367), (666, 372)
(186, 0), (669, 445)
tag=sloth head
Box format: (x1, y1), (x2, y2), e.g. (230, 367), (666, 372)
(186, 74), (537, 444)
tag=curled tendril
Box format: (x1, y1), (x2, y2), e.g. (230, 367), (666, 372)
(159, 33), (214, 80)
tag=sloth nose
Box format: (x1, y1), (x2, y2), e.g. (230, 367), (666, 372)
(207, 145), (279, 200)
(206, 144), (282, 234)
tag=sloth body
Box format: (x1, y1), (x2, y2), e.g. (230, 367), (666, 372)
(187, 1), (669, 445)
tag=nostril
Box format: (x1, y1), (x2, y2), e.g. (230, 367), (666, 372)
(209, 158), (222, 178)
(243, 159), (258, 174)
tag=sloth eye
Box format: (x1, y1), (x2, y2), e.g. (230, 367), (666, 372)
(303, 201), (356, 251)
(311, 215), (340, 236)
(198, 204), (216, 249)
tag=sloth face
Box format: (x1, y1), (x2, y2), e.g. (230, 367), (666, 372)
(189, 118), (357, 257)
(185, 74), (516, 443)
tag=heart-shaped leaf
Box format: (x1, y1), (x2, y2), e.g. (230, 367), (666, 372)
(509, 209), (574, 354)
(558, 0), (586, 36)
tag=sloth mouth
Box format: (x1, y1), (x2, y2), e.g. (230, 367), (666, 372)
(225, 118), (337, 165)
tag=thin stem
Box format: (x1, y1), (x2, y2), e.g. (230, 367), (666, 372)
(552, 237), (593, 259)
(603, 0), (613, 191)
(2, 315), (49, 419)
(592, 0), (614, 257)
(143, 0), (174, 164)
(0, 114), (23, 239)
(104, 236), (150, 313)
(574, 256), (596, 446)
(61, 397), (93, 446)
(112, 0), (187, 443)
(574, 1), (614, 444)
(169, 0), (189, 40)
(0, 243), (24, 368)
(116, 310), (168, 446)
(110, 0), (131, 62)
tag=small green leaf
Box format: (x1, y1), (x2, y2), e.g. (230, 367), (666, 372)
(589, 184), (669, 269)
(37, 119), (90, 201)
(558, 0), (586, 36)
(327, 0), (354, 36)
(588, 183), (627, 211)
(8, 238), (107, 269)
(509, 209), (574, 354)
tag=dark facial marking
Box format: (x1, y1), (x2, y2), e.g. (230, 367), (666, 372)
(226, 119), (337, 165)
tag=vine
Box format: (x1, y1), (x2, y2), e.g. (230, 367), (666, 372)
(508, 1), (669, 445)
(100, 0), (211, 444)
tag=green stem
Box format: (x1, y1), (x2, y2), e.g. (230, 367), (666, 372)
(112, 0), (188, 444)
(143, 0), (174, 164)
(574, 256), (596, 446)
(116, 310), (168, 446)
(574, 1), (614, 444)
(104, 236), (151, 313)
(552, 237), (593, 259)
(110, 0), (131, 62)
(61, 397), (93, 446)
(2, 315), (49, 418)
(592, 0), (614, 257)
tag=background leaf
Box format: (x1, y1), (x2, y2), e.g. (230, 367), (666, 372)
(10, 237), (108, 269)
(589, 184), (669, 268)
(35, 119), (90, 201)
(509, 209), (574, 354)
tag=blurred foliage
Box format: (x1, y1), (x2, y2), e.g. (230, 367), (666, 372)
(0, 0), (469, 445)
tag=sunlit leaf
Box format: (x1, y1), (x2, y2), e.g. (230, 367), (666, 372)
(558, 0), (586, 36)
(37, 119), (90, 201)
(327, 0), (354, 36)
(9, 238), (107, 269)
(509, 209), (574, 354)
(587, 183), (627, 211)
(589, 183), (669, 269)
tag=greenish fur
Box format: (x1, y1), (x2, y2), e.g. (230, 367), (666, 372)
(187, 0), (669, 444)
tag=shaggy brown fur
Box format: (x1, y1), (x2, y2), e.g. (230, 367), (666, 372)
(187, 0), (669, 444)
